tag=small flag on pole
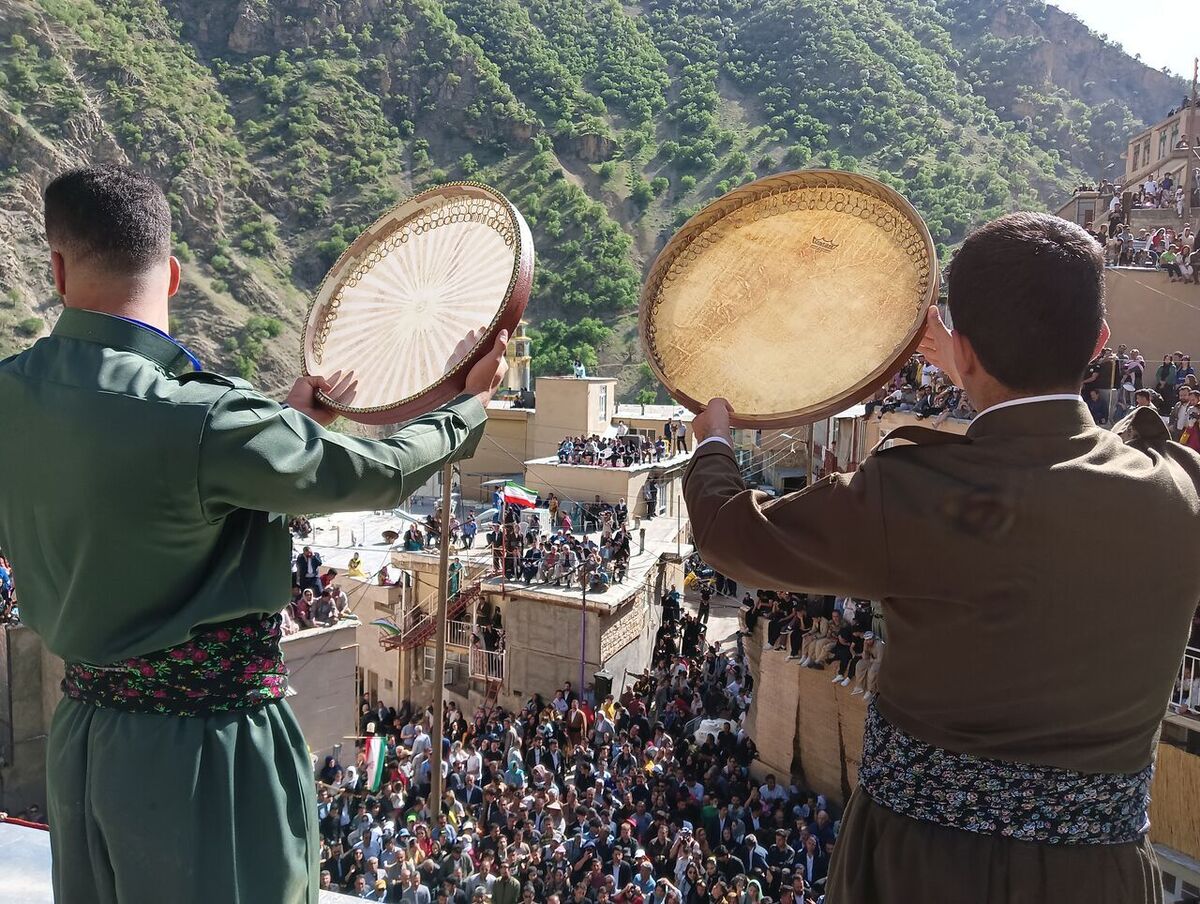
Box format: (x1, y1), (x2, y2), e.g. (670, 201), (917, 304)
(501, 481), (538, 509)
(370, 618), (401, 636)
(364, 735), (386, 792)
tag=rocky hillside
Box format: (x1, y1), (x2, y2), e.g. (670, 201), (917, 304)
(0, 0), (1184, 401)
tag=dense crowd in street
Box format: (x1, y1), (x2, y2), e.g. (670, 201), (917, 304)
(316, 592), (840, 903)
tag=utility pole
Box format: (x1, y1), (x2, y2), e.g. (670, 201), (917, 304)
(428, 461), (454, 813)
(1186, 58), (1198, 216)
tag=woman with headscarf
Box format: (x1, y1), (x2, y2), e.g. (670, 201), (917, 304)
(740, 878), (763, 904)
(319, 755), (341, 785)
(505, 748), (527, 789)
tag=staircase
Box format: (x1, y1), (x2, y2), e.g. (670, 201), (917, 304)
(378, 581), (482, 651)
(479, 667), (503, 716)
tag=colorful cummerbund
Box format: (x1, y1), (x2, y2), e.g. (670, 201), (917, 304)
(859, 702), (1152, 845)
(62, 614), (289, 717)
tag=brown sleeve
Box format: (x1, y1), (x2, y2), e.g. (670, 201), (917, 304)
(682, 441), (890, 597)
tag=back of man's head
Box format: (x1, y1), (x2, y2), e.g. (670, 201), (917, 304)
(44, 166), (171, 275)
(947, 212), (1105, 393)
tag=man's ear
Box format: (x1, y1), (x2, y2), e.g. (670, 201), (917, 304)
(951, 328), (976, 379)
(1092, 320), (1111, 361)
(167, 255), (181, 297)
(51, 250), (67, 297)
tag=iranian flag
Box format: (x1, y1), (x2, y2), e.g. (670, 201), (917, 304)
(502, 482), (538, 509)
(363, 736), (386, 792)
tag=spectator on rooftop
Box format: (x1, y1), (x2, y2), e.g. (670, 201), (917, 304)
(296, 545), (323, 594)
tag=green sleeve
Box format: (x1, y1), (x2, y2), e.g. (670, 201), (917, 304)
(197, 391), (487, 518)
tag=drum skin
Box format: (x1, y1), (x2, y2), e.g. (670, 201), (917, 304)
(303, 182), (533, 426)
(640, 170), (940, 429)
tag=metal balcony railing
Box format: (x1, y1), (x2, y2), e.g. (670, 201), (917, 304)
(377, 580), (481, 651)
(446, 619), (472, 649)
(470, 646), (505, 682)
(1170, 645), (1200, 718)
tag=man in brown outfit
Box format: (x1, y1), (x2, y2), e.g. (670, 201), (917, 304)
(684, 212), (1200, 903)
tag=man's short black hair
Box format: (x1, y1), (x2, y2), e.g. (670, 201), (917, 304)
(44, 166), (171, 275)
(947, 212), (1105, 392)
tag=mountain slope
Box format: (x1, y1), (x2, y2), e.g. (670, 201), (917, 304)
(0, 0), (1184, 401)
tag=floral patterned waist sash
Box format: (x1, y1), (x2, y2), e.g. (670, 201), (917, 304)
(859, 702), (1152, 845)
(62, 614), (289, 717)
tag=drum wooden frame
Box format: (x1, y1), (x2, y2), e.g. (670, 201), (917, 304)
(302, 182), (533, 425)
(640, 170), (939, 429)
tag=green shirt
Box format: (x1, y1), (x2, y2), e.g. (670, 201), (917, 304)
(0, 307), (486, 664)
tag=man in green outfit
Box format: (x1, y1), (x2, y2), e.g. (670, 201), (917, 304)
(0, 166), (510, 903)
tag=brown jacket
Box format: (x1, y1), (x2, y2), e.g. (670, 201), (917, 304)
(684, 399), (1200, 774)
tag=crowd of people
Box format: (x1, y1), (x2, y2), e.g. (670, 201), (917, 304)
(557, 421), (689, 469)
(864, 342), (1200, 440)
(0, 549), (16, 625)
(744, 595), (883, 703)
(313, 585), (843, 904)
(1095, 222), (1200, 274)
(284, 544), (357, 636)
(1077, 345), (1200, 437)
(488, 496), (634, 595)
(865, 352), (977, 424)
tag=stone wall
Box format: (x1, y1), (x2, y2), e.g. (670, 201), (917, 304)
(281, 622), (359, 764)
(744, 623), (867, 806)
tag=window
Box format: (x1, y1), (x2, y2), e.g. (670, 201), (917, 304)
(422, 645), (436, 682)
(1160, 130), (1169, 160)
(1171, 123), (1181, 150)
(384, 679), (393, 691)
(1133, 144), (1141, 170)
(1161, 871), (1177, 895)
(598, 385), (609, 421)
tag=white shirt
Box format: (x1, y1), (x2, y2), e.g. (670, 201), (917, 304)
(973, 393), (1082, 423)
(696, 435), (733, 452)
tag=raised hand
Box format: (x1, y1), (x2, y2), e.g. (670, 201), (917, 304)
(464, 329), (510, 406)
(693, 397), (733, 445)
(286, 369), (358, 426)
(916, 306), (962, 388)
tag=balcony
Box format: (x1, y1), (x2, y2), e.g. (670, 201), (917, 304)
(1168, 645), (1200, 726)
(446, 619), (506, 682)
(446, 618), (472, 649)
(470, 646), (505, 682)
